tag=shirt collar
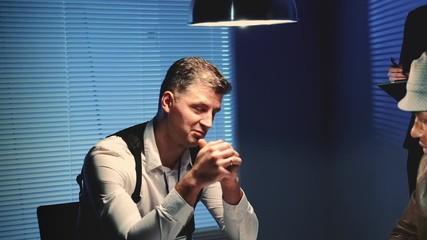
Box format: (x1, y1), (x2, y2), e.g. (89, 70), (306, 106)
(144, 118), (192, 172)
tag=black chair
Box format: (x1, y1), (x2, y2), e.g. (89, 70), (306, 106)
(37, 202), (79, 240)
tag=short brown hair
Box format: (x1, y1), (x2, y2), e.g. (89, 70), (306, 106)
(159, 57), (232, 99)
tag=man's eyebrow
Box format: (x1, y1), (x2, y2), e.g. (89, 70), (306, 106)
(195, 102), (221, 113)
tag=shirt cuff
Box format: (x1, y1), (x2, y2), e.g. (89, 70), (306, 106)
(160, 188), (194, 223)
(223, 191), (252, 221)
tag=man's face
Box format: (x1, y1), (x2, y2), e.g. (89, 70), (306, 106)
(411, 111), (427, 153)
(164, 80), (223, 148)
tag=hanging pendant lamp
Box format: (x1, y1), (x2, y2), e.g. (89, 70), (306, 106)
(189, 0), (298, 27)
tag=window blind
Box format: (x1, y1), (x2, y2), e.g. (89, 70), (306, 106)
(368, 0), (427, 145)
(0, 0), (233, 239)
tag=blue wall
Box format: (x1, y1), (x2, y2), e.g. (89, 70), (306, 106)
(234, 1), (409, 239)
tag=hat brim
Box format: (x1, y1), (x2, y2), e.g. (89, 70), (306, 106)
(398, 90), (427, 111)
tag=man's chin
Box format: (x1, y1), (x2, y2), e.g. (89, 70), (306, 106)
(189, 133), (204, 147)
(187, 139), (200, 148)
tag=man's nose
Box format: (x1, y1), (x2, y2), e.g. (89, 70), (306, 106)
(200, 113), (213, 128)
(411, 120), (423, 138)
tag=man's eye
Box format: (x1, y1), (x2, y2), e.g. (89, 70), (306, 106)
(194, 106), (205, 112)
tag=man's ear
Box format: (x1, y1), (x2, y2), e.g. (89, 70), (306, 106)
(161, 91), (174, 113)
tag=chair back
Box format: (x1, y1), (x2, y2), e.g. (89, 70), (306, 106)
(37, 202), (79, 240)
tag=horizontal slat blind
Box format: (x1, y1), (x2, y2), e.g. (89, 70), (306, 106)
(368, 0), (427, 145)
(0, 0), (233, 238)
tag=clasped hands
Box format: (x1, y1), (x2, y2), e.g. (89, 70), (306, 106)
(177, 138), (243, 206)
(192, 139), (241, 188)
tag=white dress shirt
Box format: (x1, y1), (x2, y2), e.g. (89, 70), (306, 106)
(83, 119), (258, 240)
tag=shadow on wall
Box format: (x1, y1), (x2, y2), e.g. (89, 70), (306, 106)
(233, 0), (409, 239)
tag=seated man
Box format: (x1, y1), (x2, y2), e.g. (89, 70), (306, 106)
(389, 51), (427, 239)
(75, 57), (259, 240)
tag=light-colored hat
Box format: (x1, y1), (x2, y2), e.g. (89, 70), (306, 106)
(398, 51), (427, 111)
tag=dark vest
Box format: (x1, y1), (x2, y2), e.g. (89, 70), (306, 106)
(75, 122), (201, 240)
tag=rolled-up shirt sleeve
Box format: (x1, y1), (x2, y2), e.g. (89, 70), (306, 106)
(201, 182), (259, 240)
(223, 192), (259, 240)
(127, 188), (194, 240)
